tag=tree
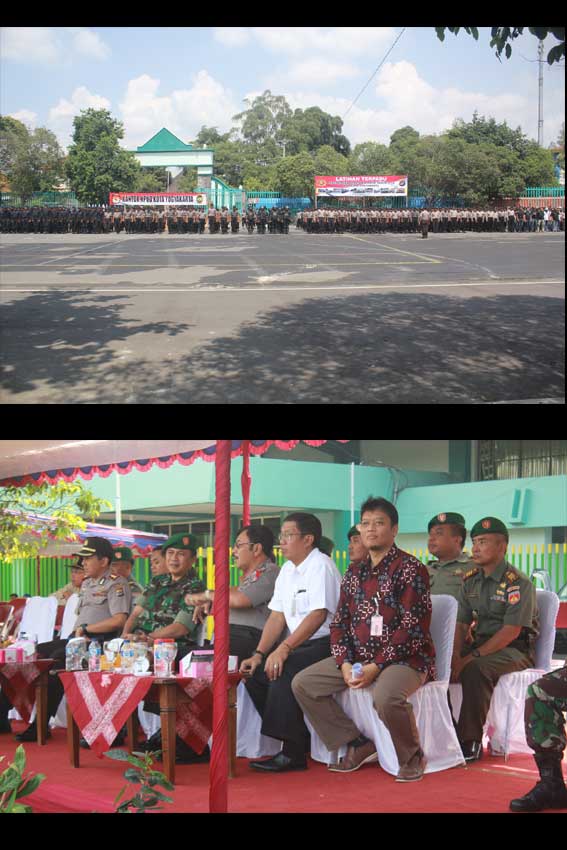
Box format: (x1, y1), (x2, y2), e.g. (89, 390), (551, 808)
(281, 106), (350, 156)
(448, 113), (530, 158)
(135, 166), (168, 192)
(349, 141), (398, 175)
(176, 168), (198, 192)
(550, 122), (565, 170)
(273, 151), (316, 198)
(0, 481), (111, 562)
(435, 27), (565, 65)
(0, 118), (65, 197)
(520, 142), (558, 186)
(193, 126), (229, 147)
(66, 109), (142, 204)
(232, 90), (292, 147)
(313, 145), (350, 178)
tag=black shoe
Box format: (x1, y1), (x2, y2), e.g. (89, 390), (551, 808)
(176, 740), (210, 764)
(141, 730), (162, 753)
(460, 740), (483, 762)
(0, 720), (12, 734)
(80, 728), (126, 749)
(249, 752), (307, 773)
(15, 723), (51, 743)
(510, 780), (567, 812)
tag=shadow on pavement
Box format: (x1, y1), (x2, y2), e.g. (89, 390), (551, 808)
(0, 289), (564, 403)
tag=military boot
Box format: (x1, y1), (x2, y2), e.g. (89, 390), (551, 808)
(509, 753), (567, 812)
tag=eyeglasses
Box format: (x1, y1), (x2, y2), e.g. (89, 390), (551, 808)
(278, 532), (304, 542)
(233, 541), (253, 550)
(357, 520), (386, 531)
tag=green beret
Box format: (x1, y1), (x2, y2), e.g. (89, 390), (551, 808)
(470, 517), (509, 541)
(111, 546), (134, 563)
(163, 532), (199, 553)
(347, 525), (360, 540)
(428, 512), (466, 531)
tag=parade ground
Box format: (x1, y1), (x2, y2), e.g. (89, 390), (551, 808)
(0, 229), (564, 404)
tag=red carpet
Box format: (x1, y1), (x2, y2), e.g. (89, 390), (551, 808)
(1, 724), (565, 813)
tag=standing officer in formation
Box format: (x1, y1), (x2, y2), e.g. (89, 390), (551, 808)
(426, 512), (474, 599)
(451, 517), (539, 763)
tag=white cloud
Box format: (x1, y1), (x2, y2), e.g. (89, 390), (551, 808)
(0, 27), (110, 65)
(213, 27), (251, 48)
(1, 28), (60, 64)
(268, 59), (361, 90)
(119, 71), (240, 149)
(251, 27), (398, 56)
(9, 110), (38, 129)
(72, 29), (111, 60)
(48, 87), (112, 149)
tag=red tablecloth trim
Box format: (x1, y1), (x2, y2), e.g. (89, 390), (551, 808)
(0, 660), (54, 724)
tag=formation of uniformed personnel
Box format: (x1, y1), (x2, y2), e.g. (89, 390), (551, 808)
(509, 662), (567, 812)
(451, 517), (539, 763)
(426, 512), (474, 600)
(0, 206), (113, 234)
(0, 537), (132, 744)
(49, 555), (86, 605)
(110, 547), (144, 613)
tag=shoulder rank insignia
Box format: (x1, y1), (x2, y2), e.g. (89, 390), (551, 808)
(109, 573), (118, 580)
(98, 577), (106, 585)
(505, 570), (519, 583)
(463, 568), (479, 580)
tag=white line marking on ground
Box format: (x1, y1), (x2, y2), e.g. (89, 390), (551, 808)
(3, 279), (564, 294)
(36, 239), (130, 266)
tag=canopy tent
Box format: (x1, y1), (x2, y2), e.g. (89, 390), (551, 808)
(4, 510), (167, 558)
(0, 439), (347, 813)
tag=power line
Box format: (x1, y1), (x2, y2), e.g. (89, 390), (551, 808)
(342, 28), (406, 120)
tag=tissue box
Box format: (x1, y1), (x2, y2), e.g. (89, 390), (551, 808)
(180, 651), (238, 679)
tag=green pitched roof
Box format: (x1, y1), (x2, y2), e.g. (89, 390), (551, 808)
(137, 128), (193, 152)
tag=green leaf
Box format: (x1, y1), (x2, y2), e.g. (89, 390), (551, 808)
(114, 786), (127, 806)
(124, 769), (142, 783)
(103, 750), (146, 768)
(0, 767), (21, 794)
(13, 746), (26, 774)
(505, 44), (512, 59)
(146, 789), (173, 803)
(17, 774), (45, 798)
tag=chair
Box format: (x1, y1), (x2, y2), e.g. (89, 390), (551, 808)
(484, 589), (560, 757)
(49, 595), (80, 729)
(0, 603), (14, 641)
(308, 594), (465, 775)
(8, 596), (58, 723)
(236, 682), (282, 758)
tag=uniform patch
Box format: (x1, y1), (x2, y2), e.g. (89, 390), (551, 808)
(115, 552), (122, 559)
(115, 587), (124, 597)
(464, 568), (479, 580)
(490, 594), (506, 602)
(505, 571), (518, 582)
(438, 513), (447, 522)
(482, 519), (491, 529)
(454, 569), (464, 577)
(507, 590), (521, 605)
(183, 537), (189, 545)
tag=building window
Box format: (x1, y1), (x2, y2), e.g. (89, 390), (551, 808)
(249, 516), (281, 539)
(478, 440), (567, 481)
(551, 527), (567, 545)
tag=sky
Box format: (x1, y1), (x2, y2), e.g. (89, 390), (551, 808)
(1, 26), (565, 155)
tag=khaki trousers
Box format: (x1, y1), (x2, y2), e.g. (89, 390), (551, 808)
(292, 656), (426, 769)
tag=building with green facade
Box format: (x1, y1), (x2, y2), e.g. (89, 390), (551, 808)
(80, 440), (566, 592)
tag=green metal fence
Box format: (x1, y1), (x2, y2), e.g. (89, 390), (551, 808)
(523, 187), (564, 198)
(2, 543), (566, 600)
(0, 191), (79, 208)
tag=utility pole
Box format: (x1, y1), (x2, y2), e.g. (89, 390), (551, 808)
(538, 40), (544, 146)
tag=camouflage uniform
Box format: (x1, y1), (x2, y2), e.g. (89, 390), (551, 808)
(135, 571), (205, 654)
(509, 663), (567, 812)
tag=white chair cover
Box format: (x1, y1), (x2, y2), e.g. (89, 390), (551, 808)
(60, 594), (79, 640)
(309, 594), (465, 775)
(236, 681), (281, 758)
(484, 589), (560, 756)
(9, 596), (58, 722)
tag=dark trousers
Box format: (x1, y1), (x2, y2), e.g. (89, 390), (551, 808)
(245, 636), (331, 756)
(228, 625), (263, 668)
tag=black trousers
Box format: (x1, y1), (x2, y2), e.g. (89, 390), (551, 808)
(228, 624), (263, 668)
(245, 636), (331, 755)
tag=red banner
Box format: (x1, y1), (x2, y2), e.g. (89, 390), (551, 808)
(315, 175), (408, 197)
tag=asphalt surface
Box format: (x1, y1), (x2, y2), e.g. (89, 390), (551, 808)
(0, 229), (564, 404)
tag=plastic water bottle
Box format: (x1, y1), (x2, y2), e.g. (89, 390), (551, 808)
(351, 663), (364, 681)
(154, 639), (177, 677)
(88, 640), (101, 672)
(66, 638), (87, 671)
(120, 640), (135, 674)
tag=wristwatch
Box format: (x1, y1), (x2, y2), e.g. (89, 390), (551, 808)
(472, 649), (481, 658)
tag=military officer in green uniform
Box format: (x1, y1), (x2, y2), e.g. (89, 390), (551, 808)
(427, 512), (474, 599)
(121, 532), (205, 657)
(451, 517), (538, 762)
(110, 546), (144, 613)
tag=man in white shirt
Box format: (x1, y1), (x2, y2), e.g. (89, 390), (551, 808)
(240, 512), (341, 773)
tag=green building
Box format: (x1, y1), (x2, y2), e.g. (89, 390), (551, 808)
(83, 440), (567, 592)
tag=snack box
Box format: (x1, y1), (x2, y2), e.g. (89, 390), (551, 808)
(180, 650), (238, 679)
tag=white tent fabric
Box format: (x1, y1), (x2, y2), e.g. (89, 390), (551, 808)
(308, 595), (464, 775)
(8, 596), (58, 723)
(0, 440), (216, 481)
(60, 594), (80, 640)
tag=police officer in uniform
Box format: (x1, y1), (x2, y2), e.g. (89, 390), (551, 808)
(50, 556), (86, 606)
(110, 547), (145, 613)
(426, 512), (474, 599)
(7, 537), (132, 743)
(451, 517), (539, 762)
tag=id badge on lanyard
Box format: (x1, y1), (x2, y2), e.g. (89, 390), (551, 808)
(371, 593), (383, 637)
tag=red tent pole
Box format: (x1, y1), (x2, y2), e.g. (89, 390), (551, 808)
(209, 440), (231, 813)
(241, 440), (251, 527)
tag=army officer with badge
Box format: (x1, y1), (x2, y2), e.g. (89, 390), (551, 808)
(427, 512), (474, 599)
(451, 517), (538, 762)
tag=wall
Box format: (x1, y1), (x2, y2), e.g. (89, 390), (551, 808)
(360, 440), (450, 472)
